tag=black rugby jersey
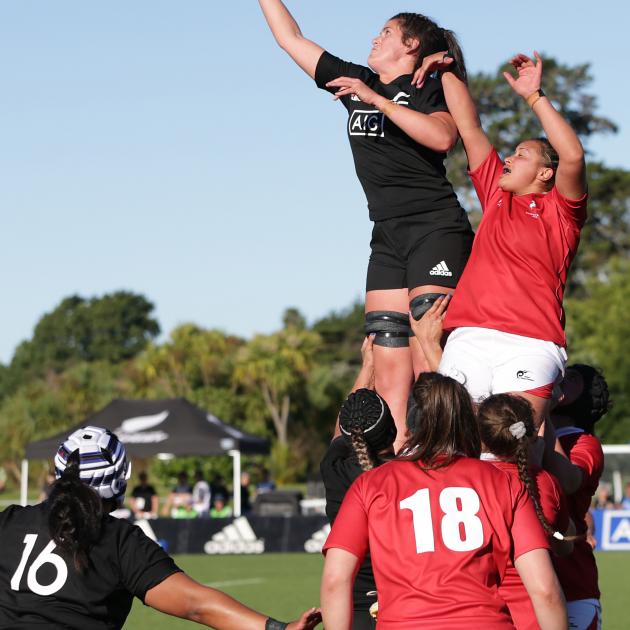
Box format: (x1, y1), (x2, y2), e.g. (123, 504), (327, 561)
(320, 437), (376, 609)
(315, 51), (462, 221)
(0, 502), (181, 629)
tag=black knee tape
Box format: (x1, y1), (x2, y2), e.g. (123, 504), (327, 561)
(365, 311), (411, 348)
(410, 293), (447, 320)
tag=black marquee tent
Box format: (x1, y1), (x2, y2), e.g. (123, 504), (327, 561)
(21, 398), (269, 515)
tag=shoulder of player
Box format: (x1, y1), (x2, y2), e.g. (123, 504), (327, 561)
(0, 502), (45, 526)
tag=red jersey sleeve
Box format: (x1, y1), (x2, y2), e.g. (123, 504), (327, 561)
(535, 469), (570, 534)
(322, 476), (369, 562)
(468, 147), (503, 211)
(550, 186), (587, 227)
(511, 484), (550, 560)
(568, 434), (604, 489)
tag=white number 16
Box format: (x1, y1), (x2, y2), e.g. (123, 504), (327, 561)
(400, 487), (484, 553)
(10, 534), (69, 596)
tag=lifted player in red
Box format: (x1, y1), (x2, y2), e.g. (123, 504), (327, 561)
(414, 50), (587, 429)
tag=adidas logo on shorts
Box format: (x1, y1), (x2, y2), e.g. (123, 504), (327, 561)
(429, 260), (453, 277)
(304, 523), (331, 553)
(203, 517), (265, 554)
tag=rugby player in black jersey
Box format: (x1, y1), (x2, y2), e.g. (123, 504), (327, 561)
(0, 426), (321, 630)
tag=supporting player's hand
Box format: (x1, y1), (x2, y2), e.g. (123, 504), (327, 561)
(287, 607), (322, 629)
(412, 51), (453, 87)
(502, 51), (543, 99)
(409, 294), (450, 346)
(361, 334), (375, 371)
(325, 76), (379, 105)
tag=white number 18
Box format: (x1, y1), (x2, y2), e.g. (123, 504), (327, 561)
(400, 487), (484, 553)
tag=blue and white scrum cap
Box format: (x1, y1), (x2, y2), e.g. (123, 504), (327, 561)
(54, 426), (131, 504)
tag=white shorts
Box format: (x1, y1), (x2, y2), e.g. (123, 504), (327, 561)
(567, 599), (601, 630)
(438, 327), (567, 402)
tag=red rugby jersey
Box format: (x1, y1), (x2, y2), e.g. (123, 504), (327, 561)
(324, 456), (549, 630)
(443, 148), (587, 347)
(489, 460), (569, 630)
(552, 428), (604, 601)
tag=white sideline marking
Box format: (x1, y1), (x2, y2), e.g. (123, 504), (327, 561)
(203, 578), (265, 588)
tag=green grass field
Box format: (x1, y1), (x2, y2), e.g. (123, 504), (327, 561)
(126, 552), (628, 629)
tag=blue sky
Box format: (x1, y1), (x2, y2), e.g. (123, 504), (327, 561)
(1, 1), (627, 363)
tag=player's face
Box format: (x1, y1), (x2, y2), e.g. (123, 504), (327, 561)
(499, 140), (548, 193)
(556, 368), (584, 407)
(368, 20), (415, 73)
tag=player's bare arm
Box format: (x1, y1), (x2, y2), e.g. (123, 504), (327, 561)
(320, 548), (358, 630)
(258, 0), (324, 79)
(145, 572), (321, 630)
(515, 548), (568, 630)
(413, 52), (492, 169)
(503, 52), (586, 199)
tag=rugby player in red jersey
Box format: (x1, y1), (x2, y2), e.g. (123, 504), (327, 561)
(321, 373), (567, 630)
(413, 50), (587, 430)
(547, 365), (610, 629)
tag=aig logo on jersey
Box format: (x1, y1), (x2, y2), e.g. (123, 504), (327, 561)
(349, 110), (385, 137)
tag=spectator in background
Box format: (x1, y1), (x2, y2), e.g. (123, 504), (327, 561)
(210, 474), (228, 502)
(256, 468), (276, 494)
(192, 469), (211, 517)
(161, 471), (194, 517)
(210, 495), (232, 518)
(130, 471), (159, 519)
(621, 482), (630, 510)
(593, 482), (614, 510)
(240, 471), (252, 514)
(38, 470), (56, 502)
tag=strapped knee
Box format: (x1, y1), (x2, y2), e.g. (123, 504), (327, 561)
(410, 292), (447, 320)
(365, 311), (411, 347)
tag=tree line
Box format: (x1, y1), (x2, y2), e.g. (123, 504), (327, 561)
(1, 56), (629, 485)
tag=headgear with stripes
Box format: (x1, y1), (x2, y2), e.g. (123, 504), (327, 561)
(54, 426), (131, 505)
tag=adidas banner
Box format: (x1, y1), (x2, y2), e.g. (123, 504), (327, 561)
(138, 516), (331, 555)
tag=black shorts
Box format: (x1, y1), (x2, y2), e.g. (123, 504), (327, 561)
(366, 206), (473, 292)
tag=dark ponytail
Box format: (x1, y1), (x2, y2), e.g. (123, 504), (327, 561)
(391, 13), (468, 82)
(477, 394), (581, 542)
(47, 450), (104, 572)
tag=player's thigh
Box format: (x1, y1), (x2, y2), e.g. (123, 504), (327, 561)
(492, 336), (567, 397)
(438, 328), (493, 402)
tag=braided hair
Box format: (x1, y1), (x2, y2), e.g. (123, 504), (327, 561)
(339, 388), (396, 472)
(47, 451), (104, 572)
(391, 12), (468, 81)
(477, 394), (580, 542)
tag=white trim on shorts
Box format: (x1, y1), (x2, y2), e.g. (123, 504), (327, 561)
(438, 327), (567, 402)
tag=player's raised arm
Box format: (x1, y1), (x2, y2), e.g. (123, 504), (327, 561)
(413, 52), (492, 170)
(503, 52), (586, 200)
(258, 0), (324, 79)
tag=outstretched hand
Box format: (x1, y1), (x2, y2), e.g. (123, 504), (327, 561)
(287, 607), (322, 630)
(412, 51), (454, 87)
(502, 51), (543, 99)
(326, 77), (379, 105)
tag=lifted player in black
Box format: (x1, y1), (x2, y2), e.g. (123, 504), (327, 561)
(0, 427), (320, 630)
(259, 1), (473, 449)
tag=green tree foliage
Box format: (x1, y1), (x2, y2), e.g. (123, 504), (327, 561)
(6, 292), (159, 393)
(565, 259), (630, 442)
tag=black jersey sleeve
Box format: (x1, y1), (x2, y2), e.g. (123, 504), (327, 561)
(315, 51), (375, 94)
(116, 520), (182, 602)
(411, 74), (449, 115)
